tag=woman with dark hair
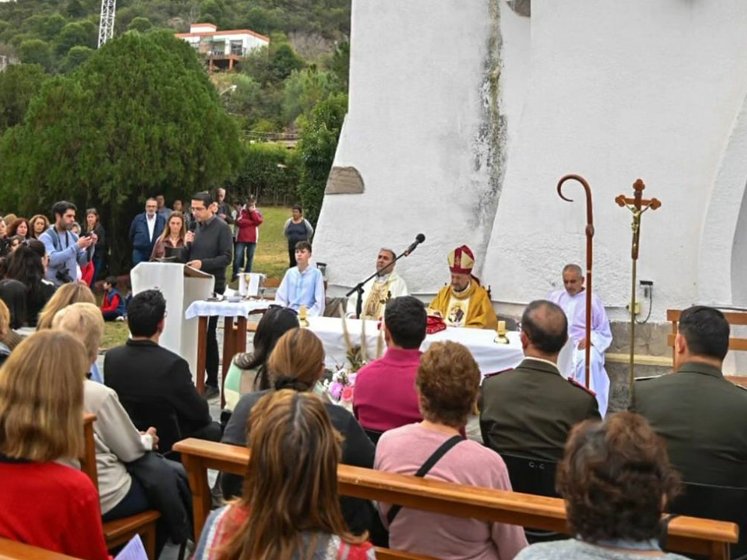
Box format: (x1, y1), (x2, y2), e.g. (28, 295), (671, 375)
(516, 412), (686, 560)
(197, 390), (376, 559)
(375, 341), (528, 559)
(85, 209), (106, 282)
(222, 305), (300, 408)
(283, 205), (314, 267)
(29, 214), (50, 240)
(7, 217), (30, 240)
(221, 329), (376, 536)
(5, 239), (56, 327)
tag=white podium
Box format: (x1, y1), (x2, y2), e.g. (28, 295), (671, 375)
(130, 262), (214, 375)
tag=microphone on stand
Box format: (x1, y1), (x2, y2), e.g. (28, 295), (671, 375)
(404, 233), (426, 256)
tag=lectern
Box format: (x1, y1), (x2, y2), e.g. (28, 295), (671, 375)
(130, 262), (214, 375)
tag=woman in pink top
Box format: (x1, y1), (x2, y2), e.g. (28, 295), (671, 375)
(375, 341), (528, 560)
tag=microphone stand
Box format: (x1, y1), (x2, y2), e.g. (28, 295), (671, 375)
(345, 246), (415, 318)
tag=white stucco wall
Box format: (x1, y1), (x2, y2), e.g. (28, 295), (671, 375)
(485, 0), (747, 320)
(317, 0), (747, 320)
(313, 0), (498, 295)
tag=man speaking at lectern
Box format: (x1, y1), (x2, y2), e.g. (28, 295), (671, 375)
(181, 191), (233, 399)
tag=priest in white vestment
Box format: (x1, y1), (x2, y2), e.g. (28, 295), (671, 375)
(548, 263), (613, 416)
(346, 248), (409, 320)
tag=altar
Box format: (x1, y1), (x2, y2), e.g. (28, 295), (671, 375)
(307, 316), (525, 378)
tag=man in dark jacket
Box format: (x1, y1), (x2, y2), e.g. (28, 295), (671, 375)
(129, 198), (165, 266)
(181, 191), (233, 399)
(104, 289), (221, 447)
(633, 305), (747, 486)
(480, 300), (600, 461)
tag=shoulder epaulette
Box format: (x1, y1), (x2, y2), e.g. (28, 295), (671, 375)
(567, 377), (596, 396)
(634, 375), (663, 382)
(483, 368), (513, 379)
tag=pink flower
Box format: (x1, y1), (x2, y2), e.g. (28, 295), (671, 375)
(329, 382), (344, 401)
(341, 386), (354, 402)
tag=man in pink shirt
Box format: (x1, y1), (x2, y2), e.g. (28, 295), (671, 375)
(353, 296), (426, 439)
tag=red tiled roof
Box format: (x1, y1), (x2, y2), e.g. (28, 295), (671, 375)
(175, 28), (270, 42)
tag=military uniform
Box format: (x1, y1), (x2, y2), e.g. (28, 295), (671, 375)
(632, 362), (747, 486)
(479, 358), (600, 461)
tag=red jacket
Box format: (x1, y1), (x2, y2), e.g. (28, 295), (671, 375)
(236, 208), (263, 243)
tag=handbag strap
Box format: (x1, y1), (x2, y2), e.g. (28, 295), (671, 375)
(386, 435), (464, 525)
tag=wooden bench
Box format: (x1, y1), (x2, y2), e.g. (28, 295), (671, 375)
(82, 414), (160, 560)
(667, 309), (747, 388)
(173, 438), (738, 560)
(0, 538), (80, 560)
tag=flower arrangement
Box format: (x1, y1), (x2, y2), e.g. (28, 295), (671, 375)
(322, 313), (385, 409)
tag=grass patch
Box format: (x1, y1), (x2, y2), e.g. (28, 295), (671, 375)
(102, 321), (129, 350)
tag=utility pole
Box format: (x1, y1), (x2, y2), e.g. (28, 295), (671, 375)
(97, 0), (116, 48)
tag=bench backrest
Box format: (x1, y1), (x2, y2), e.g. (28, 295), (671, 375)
(0, 538), (80, 560)
(666, 309), (747, 388)
(173, 438), (738, 560)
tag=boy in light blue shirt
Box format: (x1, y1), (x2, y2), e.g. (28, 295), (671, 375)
(275, 241), (325, 316)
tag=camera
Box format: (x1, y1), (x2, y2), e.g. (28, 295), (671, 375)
(55, 268), (73, 284)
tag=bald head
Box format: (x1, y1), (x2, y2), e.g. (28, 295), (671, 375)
(562, 263), (584, 296)
(521, 300), (569, 357)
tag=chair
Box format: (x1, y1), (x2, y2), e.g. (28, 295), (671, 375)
(665, 481), (747, 559)
(501, 453), (563, 543)
(118, 399), (182, 457)
(82, 414), (160, 560)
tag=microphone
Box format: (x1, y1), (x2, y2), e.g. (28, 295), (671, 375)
(186, 221), (197, 246)
(404, 233), (426, 256)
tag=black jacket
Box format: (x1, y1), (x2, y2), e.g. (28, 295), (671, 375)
(180, 215), (232, 293)
(104, 339), (214, 438)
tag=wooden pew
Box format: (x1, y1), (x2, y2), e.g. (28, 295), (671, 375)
(667, 309), (747, 387)
(173, 438), (738, 560)
(0, 538), (80, 560)
(82, 414), (160, 560)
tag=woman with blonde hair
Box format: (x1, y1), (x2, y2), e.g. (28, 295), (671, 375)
(150, 211), (186, 261)
(221, 328), (376, 535)
(29, 214), (50, 240)
(52, 304), (182, 554)
(197, 390), (376, 559)
(0, 330), (109, 560)
(36, 281), (96, 330)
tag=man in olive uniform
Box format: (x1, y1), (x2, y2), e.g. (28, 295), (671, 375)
(632, 305), (747, 486)
(479, 300), (600, 461)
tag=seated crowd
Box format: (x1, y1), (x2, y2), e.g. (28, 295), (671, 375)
(0, 212), (744, 560)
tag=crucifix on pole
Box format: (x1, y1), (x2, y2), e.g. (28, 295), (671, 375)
(615, 179), (661, 405)
(557, 174), (594, 388)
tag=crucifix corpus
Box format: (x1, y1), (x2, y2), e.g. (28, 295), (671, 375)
(556, 174), (594, 388)
(615, 179), (661, 403)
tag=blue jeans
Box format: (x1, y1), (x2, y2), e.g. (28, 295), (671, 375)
(233, 242), (256, 278)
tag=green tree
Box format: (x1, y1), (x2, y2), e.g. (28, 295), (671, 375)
(230, 141), (301, 205)
(296, 92), (347, 225)
(54, 20), (96, 56)
(17, 39), (53, 70)
(0, 31), (242, 271)
(0, 63), (48, 133)
(282, 68), (341, 124)
(60, 44), (94, 72)
(127, 17), (153, 33)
